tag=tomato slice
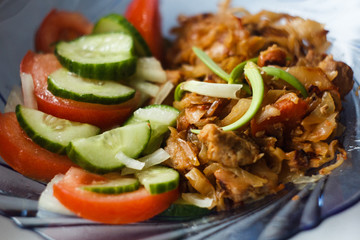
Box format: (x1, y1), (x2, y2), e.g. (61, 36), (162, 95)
(20, 51), (139, 129)
(0, 112), (76, 182)
(251, 93), (308, 135)
(53, 167), (179, 224)
(125, 0), (163, 61)
(35, 9), (93, 53)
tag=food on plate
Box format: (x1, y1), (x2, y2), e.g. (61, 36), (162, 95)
(0, 0), (354, 224)
(163, 0), (353, 210)
(125, 0), (163, 60)
(35, 9), (93, 53)
(15, 105), (100, 154)
(0, 112), (77, 182)
(20, 50), (141, 129)
(52, 167), (179, 224)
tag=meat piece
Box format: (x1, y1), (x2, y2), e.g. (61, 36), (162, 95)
(285, 150), (310, 172)
(164, 128), (200, 173)
(214, 168), (253, 204)
(257, 45), (287, 67)
(318, 55), (354, 98)
(212, 163), (268, 206)
(198, 124), (262, 167)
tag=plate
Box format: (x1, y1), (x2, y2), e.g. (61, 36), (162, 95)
(1, 0), (360, 239)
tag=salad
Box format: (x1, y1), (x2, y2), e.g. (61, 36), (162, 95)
(0, 0), (354, 225)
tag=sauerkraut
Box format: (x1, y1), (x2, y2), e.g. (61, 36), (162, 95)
(163, 0), (354, 211)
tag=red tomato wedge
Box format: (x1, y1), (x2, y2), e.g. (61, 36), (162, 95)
(0, 112), (76, 182)
(35, 9), (93, 53)
(251, 93), (308, 135)
(20, 51), (140, 129)
(53, 167), (179, 224)
(125, 0), (163, 61)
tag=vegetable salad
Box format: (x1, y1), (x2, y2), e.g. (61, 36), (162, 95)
(0, 0), (354, 223)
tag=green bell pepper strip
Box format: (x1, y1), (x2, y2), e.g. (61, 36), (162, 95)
(229, 57), (258, 84)
(262, 66), (308, 98)
(174, 82), (185, 102)
(222, 61), (264, 131)
(191, 47), (252, 94)
(192, 47), (230, 82)
(191, 61), (264, 134)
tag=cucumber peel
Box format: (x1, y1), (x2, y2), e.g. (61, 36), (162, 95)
(136, 166), (179, 194)
(55, 32), (137, 80)
(157, 198), (212, 220)
(93, 14), (152, 57)
(48, 68), (135, 104)
(66, 122), (151, 173)
(124, 105), (179, 155)
(15, 105), (100, 154)
(82, 176), (140, 194)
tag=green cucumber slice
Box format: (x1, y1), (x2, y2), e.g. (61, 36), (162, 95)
(82, 176), (139, 194)
(55, 32), (137, 80)
(126, 104), (180, 126)
(158, 198), (211, 219)
(135, 166), (179, 194)
(124, 104), (180, 154)
(93, 14), (152, 57)
(15, 105), (100, 154)
(47, 68), (135, 104)
(67, 122), (151, 173)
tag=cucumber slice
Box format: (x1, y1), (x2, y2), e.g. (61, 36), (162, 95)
(93, 14), (152, 57)
(136, 166), (179, 194)
(67, 122), (151, 173)
(47, 68), (135, 104)
(158, 198), (211, 219)
(82, 176), (140, 194)
(55, 32), (137, 80)
(15, 105), (100, 154)
(126, 104), (180, 126)
(124, 104), (180, 154)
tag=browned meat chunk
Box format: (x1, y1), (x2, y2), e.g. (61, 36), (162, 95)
(198, 124), (262, 167)
(214, 168), (253, 203)
(210, 163), (268, 207)
(257, 45), (287, 67)
(318, 55), (354, 98)
(164, 128), (200, 173)
(286, 150), (310, 172)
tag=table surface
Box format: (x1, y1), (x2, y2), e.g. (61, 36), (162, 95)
(1, 200), (360, 240)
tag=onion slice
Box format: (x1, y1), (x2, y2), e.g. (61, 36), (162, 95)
(4, 85), (23, 113)
(20, 72), (38, 109)
(152, 81), (174, 104)
(181, 193), (215, 209)
(115, 151), (145, 170)
(38, 174), (74, 216)
(134, 57), (167, 83)
(121, 148), (170, 175)
(128, 79), (160, 98)
(175, 80), (243, 101)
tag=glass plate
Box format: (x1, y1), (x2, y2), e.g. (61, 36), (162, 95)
(1, 0), (359, 239)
